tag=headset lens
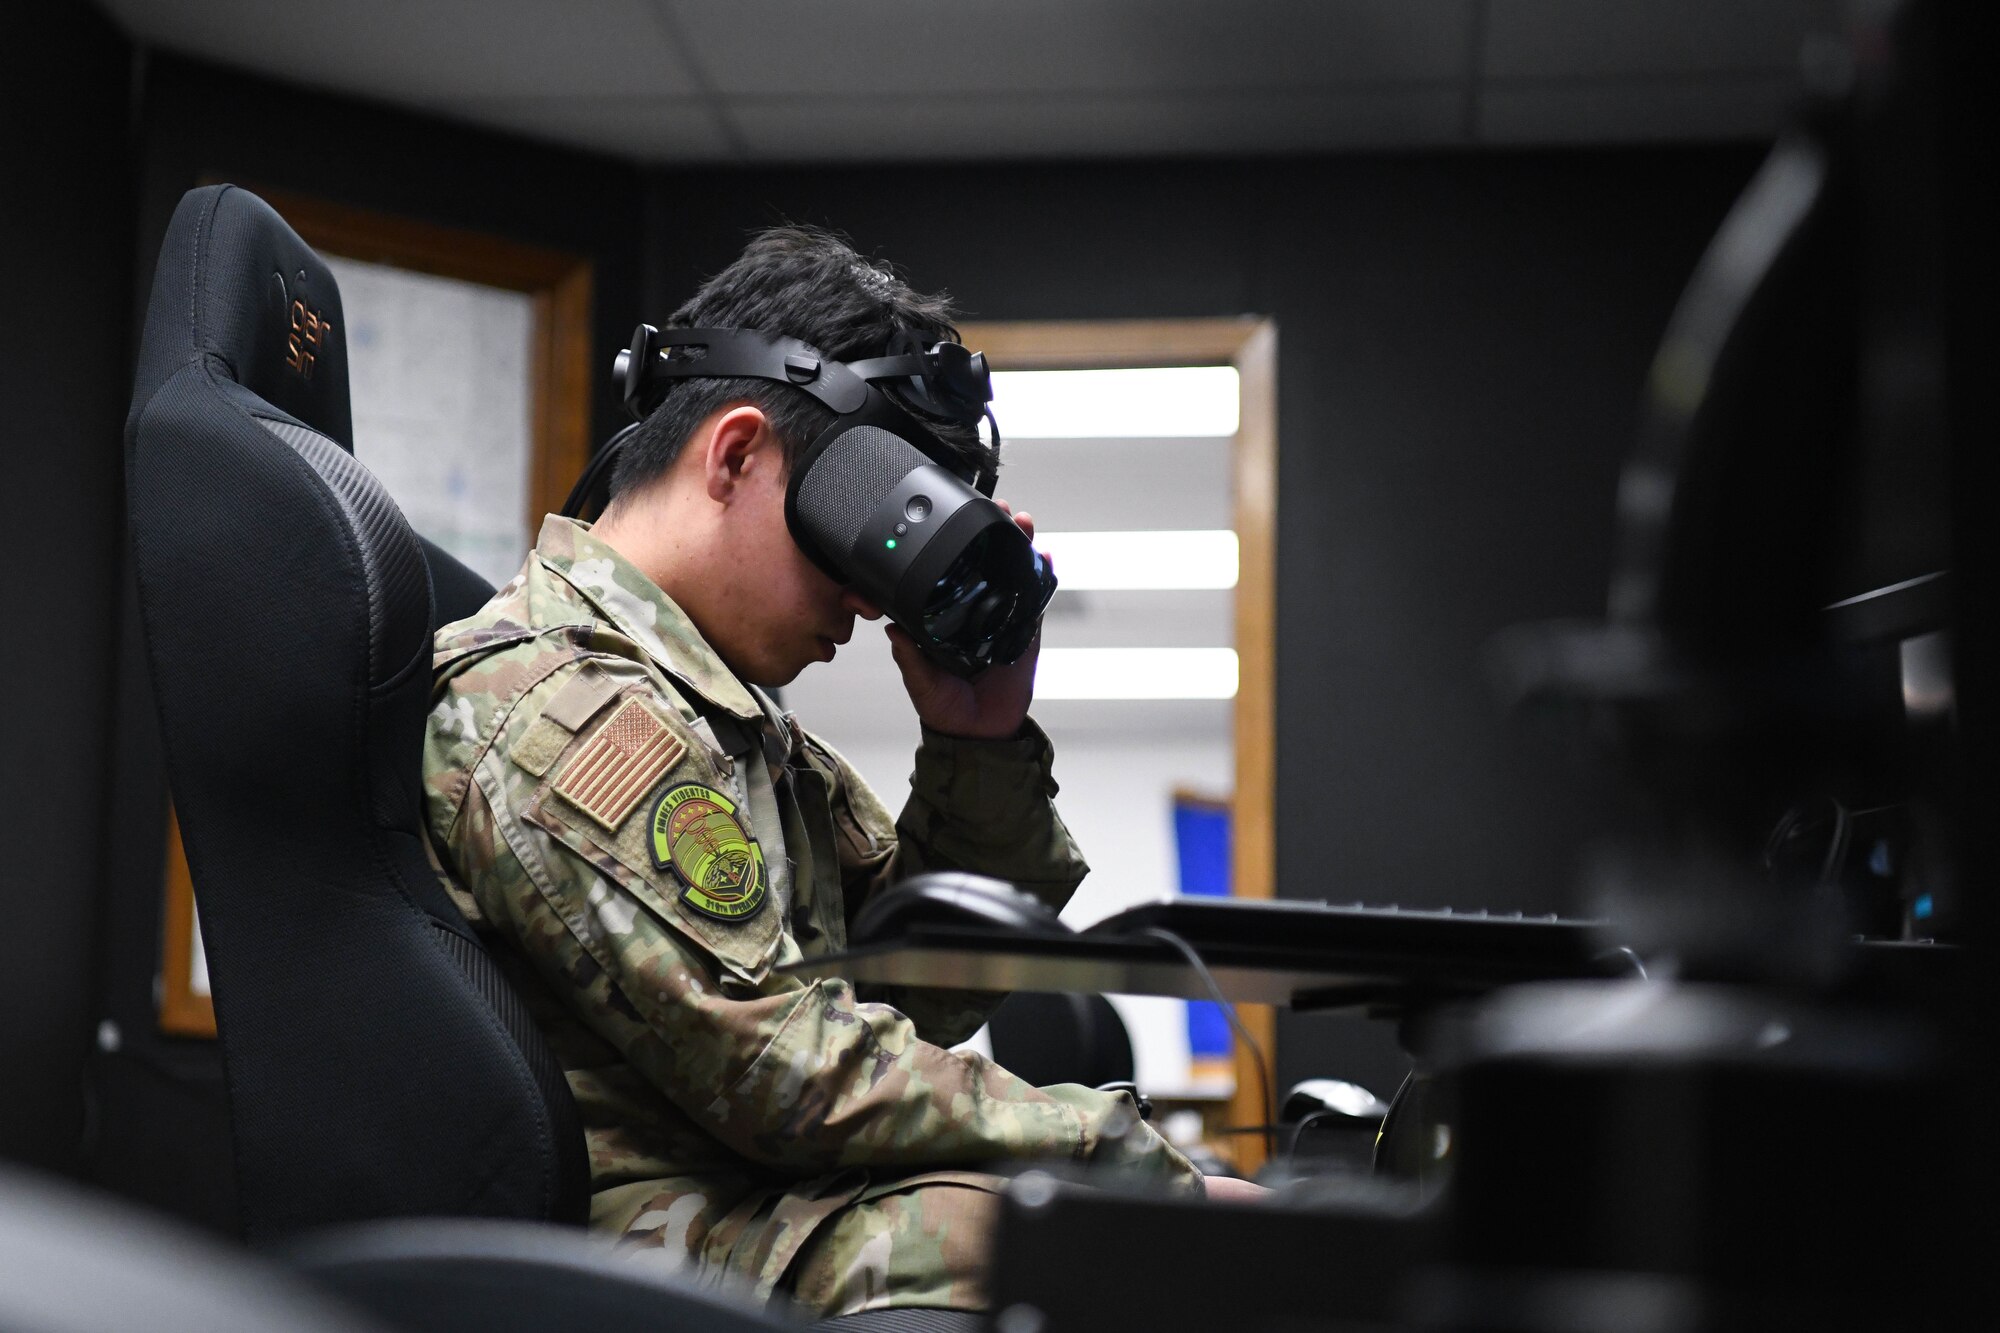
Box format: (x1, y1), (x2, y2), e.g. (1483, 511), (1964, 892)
(920, 526), (1055, 670)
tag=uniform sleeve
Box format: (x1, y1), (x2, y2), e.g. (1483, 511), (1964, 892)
(447, 660), (1197, 1193)
(807, 722), (1091, 1045)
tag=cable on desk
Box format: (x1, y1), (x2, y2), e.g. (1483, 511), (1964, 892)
(1137, 925), (1276, 1162)
(1595, 945), (1649, 979)
(1286, 1108), (1341, 1175)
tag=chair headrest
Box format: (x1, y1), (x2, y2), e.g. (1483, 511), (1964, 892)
(128, 184), (353, 450)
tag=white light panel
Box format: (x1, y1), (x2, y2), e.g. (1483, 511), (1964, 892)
(1037, 530), (1239, 591)
(1034, 647), (1239, 700)
(991, 367), (1240, 439)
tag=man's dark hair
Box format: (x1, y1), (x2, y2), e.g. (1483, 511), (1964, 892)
(606, 226), (989, 506)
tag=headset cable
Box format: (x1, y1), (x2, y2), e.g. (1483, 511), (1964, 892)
(1137, 925), (1276, 1163)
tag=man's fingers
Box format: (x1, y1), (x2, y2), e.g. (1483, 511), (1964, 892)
(996, 498), (1035, 543)
(885, 623), (931, 680)
(884, 625), (933, 696)
(1201, 1175), (1273, 1204)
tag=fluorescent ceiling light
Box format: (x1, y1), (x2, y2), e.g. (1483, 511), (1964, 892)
(1035, 647), (1239, 700)
(991, 367), (1240, 439)
(1037, 530), (1238, 591)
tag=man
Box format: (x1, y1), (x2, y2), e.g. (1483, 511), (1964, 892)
(423, 227), (1258, 1320)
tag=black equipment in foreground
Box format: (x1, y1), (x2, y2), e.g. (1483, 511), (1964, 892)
(562, 323), (1057, 677)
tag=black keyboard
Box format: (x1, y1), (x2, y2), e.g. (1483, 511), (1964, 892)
(1086, 896), (1614, 1005)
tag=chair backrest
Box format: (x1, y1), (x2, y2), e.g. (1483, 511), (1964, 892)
(125, 184), (588, 1239)
(985, 991), (1135, 1090)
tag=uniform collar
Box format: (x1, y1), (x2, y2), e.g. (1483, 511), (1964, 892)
(534, 514), (764, 723)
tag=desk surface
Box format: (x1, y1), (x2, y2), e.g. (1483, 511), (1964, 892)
(779, 897), (1610, 1009)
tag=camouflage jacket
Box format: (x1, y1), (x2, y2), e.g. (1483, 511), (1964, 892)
(423, 516), (1199, 1301)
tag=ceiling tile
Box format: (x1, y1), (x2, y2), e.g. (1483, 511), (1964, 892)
(98, 0), (701, 99)
(97, 0), (1812, 159)
(662, 0), (1477, 98)
(1478, 75), (1798, 145)
(1482, 0), (1822, 79)
(438, 95), (736, 161)
(719, 85), (1466, 165)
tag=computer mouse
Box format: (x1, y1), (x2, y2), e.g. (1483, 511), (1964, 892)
(849, 871), (1070, 945)
(1280, 1078), (1391, 1126)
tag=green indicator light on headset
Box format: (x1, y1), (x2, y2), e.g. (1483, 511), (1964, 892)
(885, 539), (898, 550)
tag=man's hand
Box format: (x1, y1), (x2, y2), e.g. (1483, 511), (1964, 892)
(1201, 1175), (1273, 1204)
(884, 503), (1041, 741)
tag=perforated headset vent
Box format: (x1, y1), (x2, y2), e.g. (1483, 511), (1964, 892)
(795, 426), (930, 558)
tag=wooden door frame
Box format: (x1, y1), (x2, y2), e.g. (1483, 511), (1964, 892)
(960, 317), (1279, 1173)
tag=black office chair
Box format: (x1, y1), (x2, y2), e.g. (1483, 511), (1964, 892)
(0, 1163), (389, 1333)
(986, 991), (1136, 1091)
(286, 1221), (804, 1333)
(125, 183), (588, 1238)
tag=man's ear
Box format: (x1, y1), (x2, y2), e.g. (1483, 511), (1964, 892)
(696, 404), (777, 503)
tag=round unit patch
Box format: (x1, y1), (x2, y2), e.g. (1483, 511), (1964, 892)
(649, 782), (768, 921)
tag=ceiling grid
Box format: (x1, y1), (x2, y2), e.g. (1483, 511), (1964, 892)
(1461, 0), (1490, 142)
(94, 0), (1823, 163)
(642, 0), (750, 161)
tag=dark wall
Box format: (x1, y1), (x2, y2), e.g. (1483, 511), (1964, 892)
(0, 0), (134, 1174)
(133, 54), (649, 445)
(642, 148), (1759, 1094)
(85, 52), (647, 1230)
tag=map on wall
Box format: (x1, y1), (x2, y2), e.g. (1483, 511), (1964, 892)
(326, 255), (536, 588)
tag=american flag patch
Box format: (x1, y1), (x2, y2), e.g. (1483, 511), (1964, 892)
(552, 698), (685, 831)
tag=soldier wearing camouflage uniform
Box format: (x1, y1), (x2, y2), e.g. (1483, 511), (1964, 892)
(422, 229), (1215, 1319)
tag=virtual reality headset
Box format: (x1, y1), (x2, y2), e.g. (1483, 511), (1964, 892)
(561, 323), (1057, 677)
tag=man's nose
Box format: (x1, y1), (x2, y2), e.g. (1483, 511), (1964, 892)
(840, 588), (885, 621)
